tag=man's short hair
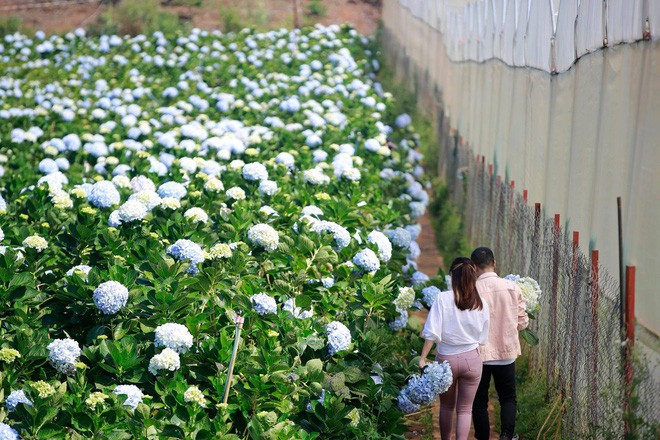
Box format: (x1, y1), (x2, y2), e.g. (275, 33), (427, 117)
(471, 247), (495, 269)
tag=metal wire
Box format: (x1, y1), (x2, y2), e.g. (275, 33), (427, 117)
(443, 137), (660, 438)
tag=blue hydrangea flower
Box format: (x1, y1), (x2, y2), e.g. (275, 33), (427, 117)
(395, 113), (412, 128)
(388, 227), (412, 248)
(47, 338), (82, 375)
(352, 249), (380, 272)
(397, 391), (420, 414)
(250, 292), (277, 315)
(409, 201), (426, 218)
(402, 375), (437, 405)
(113, 384), (143, 410)
(0, 422), (19, 440)
(38, 158), (59, 174)
(5, 390), (33, 411)
(326, 321), (351, 355)
(311, 221), (351, 250)
(388, 311), (408, 331)
(412, 271), (430, 285)
(88, 181), (120, 208)
(166, 239), (205, 274)
(424, 361), (453, 395)
(422, 286), (441, 308)
(157, 181), (187, 200)
(93, 281), (129, 314)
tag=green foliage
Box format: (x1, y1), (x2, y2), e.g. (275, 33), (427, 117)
(161, 0), (203, 6)
(90, 0), (187, 36)
(427, 179), (471, 262)
(221, 8), (245, 33)
(512, 352), (554, 438)
(307, 0), (327, 17)
(0, 15), (27, 37)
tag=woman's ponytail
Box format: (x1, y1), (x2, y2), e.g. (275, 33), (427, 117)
(449, 257), (483, 311)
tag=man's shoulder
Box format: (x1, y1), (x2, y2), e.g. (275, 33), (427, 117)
(477, 273), (517, 292)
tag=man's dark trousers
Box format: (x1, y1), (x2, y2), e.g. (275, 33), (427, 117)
(472, 362), (517, 439)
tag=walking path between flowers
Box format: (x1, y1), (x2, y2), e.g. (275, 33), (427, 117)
(405, 211), (499, 440)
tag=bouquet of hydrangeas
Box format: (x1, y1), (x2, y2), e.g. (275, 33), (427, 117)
(504, 274), (542, 345)
(397, 361), (453, 413)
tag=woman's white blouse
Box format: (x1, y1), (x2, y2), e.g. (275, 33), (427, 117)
(421, 290), (490, 355)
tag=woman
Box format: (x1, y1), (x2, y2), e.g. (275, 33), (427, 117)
(419, 257), (490, 440)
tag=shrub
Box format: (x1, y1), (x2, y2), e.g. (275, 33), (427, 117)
(0, 16), (25, 37)
(91, 0), (187, 36)
(308, 0), (327, 17)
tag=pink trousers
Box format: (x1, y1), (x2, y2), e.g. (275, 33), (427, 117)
(436, 348), (483, 440)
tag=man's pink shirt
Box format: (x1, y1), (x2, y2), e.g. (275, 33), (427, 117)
(476, 272), (529, 362)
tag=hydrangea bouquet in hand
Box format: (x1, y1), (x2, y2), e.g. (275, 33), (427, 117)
(397, 361), (453, 413)
(504, 274), (542, 345)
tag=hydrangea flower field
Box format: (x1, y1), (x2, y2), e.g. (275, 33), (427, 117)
(0, 24), (432, 439)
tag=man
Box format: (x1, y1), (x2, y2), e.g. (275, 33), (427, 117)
(471, 247), (529, 440)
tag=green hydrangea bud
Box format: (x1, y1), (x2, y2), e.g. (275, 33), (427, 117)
(305, 358), (323, 374)
(323, 372), (346, 392)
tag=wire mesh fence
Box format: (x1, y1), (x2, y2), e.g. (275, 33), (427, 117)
(440, 132), (660, 438)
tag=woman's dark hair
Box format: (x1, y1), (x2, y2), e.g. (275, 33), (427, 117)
(449, 257), (483, 311)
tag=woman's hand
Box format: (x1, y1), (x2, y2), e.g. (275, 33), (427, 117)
(418, 358), (427, 370)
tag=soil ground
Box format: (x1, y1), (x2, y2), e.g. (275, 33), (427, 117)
(1, 0), (380, 36)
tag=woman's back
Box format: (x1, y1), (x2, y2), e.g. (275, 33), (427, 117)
(422, 290), (489, 355)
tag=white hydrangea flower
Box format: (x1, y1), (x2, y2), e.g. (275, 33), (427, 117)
(183, 385), (207, 407)
(242, 162), (268, 181)
(113, 384), (143, 410)
(283, 298), (314, 319)
(311, 220), (351, 250)
(367, 231), (392, 262)
(341, 167), (361, 181)
(23, 235), (48, 252)
(118, 200), (148, 223)
(129, 190), (161, 211)
(184, 207), (209, 224)
(208, 243), (232, 259)
(302, 167), (330, 185)
(247, 223), (279, 252)
(226, 186), (246, 200)
(258, 179), (278, 196)
(154, 323), (193, 354)
(204, 177), (224, 193)
(394, 287), (415, 312)
(148, 348), (181, 375)
(160, 197), (181, 210)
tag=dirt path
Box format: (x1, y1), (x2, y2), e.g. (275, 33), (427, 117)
(406, 211), (499, 440)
